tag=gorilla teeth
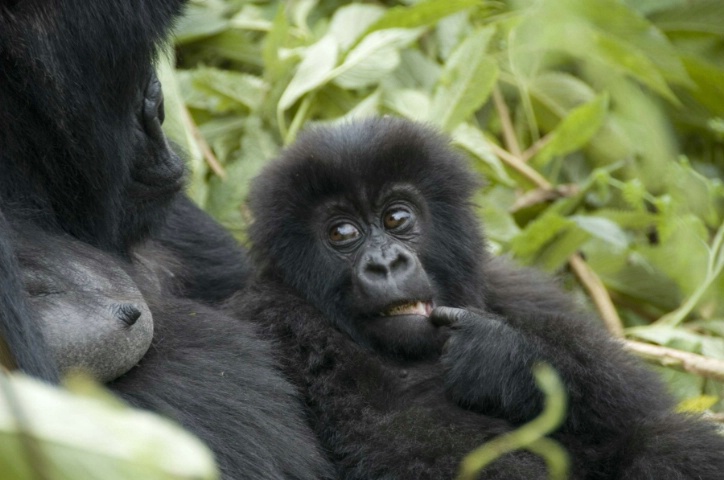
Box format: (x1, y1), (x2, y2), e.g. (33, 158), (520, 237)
(384, 301), (431, 317)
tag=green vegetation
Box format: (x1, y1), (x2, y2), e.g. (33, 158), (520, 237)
(165, 0), (724, 412)
(0, 372), (217, 479)
(4, 1), (724, 477)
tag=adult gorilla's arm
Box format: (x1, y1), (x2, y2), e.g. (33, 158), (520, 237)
(152, 195), (250, 304)
(0, 211), (59, 382)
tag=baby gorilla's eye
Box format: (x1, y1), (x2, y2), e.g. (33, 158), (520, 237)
(383, 207), (413, 231)
(329, 223), (360, 244)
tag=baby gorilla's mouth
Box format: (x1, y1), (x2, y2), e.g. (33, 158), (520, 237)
(381, 301), (433, 317)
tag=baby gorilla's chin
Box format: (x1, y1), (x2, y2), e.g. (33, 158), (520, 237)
(360, 314), (447, 359)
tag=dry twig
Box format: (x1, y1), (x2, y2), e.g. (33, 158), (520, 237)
(568, 253), (625, 337)
(623, 341), (724, 383)
(180, 104), (227, 179)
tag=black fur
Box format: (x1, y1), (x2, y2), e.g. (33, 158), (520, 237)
(0, 1), (331, 478)
(233, 117), (724, 479)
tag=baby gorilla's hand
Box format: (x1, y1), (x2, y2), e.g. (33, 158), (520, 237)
(430, 307), (543, 424)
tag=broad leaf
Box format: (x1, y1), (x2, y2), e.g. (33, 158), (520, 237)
(278, 35), (339, 111)
(430, 28), (498, 131)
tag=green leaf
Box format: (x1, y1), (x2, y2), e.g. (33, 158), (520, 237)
(382, 89), (430, 121)
(278, 35), (339, 111)
(429, 28), (498, 131)
(328, 4), (385, 52)
(529, 72), (597, 118)
(515, 0), (692, 102)
(388, 50), (442, 91)
(0, 373), (217, 480)
(262, 6), (292, 81)
(531, 94), (609, 168)
(677, 395), (719, 413)
(331, 28), (423, 89)
(206, 118), (278, 234)
(570, 215), (629, 251)
(477, 187), (521, 245)
(366, 0), (479, 33)
(537, 226), (590, 272)
(191, 68), (268, 112)
(509, 213), (573, 263)
(452, 123), (515, 187)
(682, 56), (724, 116)
(592, 33), (679, 103)
(651, 0), (724, 35)
(173, 4), (229, 44)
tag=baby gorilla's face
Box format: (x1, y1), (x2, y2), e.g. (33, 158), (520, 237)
(248, 117), (487, 360)
(316, 184), (446, 358)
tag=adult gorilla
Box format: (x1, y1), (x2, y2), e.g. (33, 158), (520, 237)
(235, 118), (724, 479)
(0, 1), (330, 478)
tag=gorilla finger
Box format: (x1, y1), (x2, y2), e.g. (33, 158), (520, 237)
(430, 306), (467, 328)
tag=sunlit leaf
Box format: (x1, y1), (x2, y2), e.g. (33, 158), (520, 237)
(531, 94), (609, 168)
(0, 373), (217, 480)
(452, 124), (515, 187)
(329, 4), (385, 52)
(278, 35), (339, 111)
(332, 28), (423, 89)
(651, 0), (724, 35)
(366, 0), (478, 33)
(430, 28), (498, 131)
(677, 395), (718, 413)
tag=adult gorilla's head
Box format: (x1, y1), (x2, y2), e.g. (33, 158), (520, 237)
(0, 1), (186, 254)
(249, 118), (490, 357)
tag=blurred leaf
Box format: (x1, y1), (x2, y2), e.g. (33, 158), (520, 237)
(515, 0), (691, 102)
(476, 187), (521, 245)
(262, 6), (292, 81)
(651, 0), (724, 35)
(430, 28), (498, 131)
(329, 4), (385, 51)
(677, 395), (718, 413)
(383, 88), (430, 121)
(530, 72), (597, 118)
(388, 50), (442, 91)
(453, 124), (516, 187)
(174, 4), (229, 44)
(532, 94), (609, 168)
(509, 213), (573, 263)
(366, 0), (478, 33)
(191, 68), (267, 112)
(278, 35), (339, 111)
(0, 372), (217, 480)
(570, 215), (629, 251)
(536, 227), (589, 272)
(682, 56), (724, 116)
(206, 118), (278, 233)
(332, 28), (423, 89)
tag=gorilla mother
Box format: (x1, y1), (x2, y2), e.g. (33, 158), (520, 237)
(0, 1), (330, 478)
(235, 117), (724, 479)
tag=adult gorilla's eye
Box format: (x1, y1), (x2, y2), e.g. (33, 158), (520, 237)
(383, 207), (413, 231)
(143, 73), (165, 131)
(329, 223), (360, 244)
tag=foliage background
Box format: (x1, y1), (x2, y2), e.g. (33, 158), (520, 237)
(163, 0), (724, 410)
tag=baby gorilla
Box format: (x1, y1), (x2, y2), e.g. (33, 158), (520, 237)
(232, 117), (724, 479)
